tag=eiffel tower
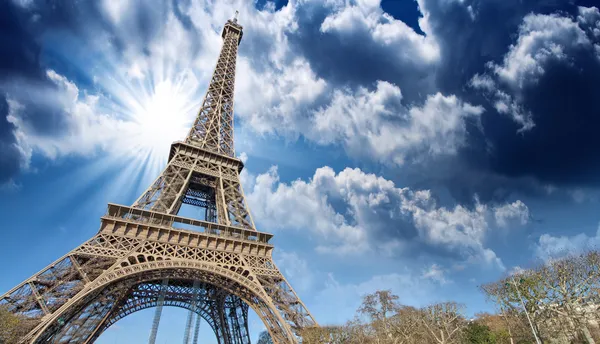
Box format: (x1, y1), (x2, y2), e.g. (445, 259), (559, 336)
(0, 13), (317, 344)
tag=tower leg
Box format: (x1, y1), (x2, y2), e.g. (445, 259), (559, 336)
(192, 307), (202, 344)
(183, 308), (196, 344)
(149, 278), (169, 344)
(183, 280), (200, 344)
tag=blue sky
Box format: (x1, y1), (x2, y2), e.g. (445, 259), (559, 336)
(2, 0), (600, 342)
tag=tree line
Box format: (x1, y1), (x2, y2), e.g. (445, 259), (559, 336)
(262, 250), (600, 344)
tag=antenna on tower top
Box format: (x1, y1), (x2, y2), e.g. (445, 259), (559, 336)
(233, 10), (239, 23)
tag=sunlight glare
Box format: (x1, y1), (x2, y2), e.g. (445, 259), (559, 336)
(129, 78), (198, 162)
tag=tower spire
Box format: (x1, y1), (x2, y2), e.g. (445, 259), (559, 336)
(185, 17), (243, 157)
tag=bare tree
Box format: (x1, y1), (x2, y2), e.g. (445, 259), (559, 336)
(357, 290), (403, 343)
(481, 250), (600, 344)
(0, 305), (36, 344)
(418, 301), (466, 344)
(536, 252), (600, 344)
(300, 324), (356, 344)
(389, 305), (427, 344)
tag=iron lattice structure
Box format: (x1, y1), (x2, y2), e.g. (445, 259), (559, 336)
(0, 16), (317, 344)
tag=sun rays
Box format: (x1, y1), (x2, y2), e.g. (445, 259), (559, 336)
(37, 3), (214, 210)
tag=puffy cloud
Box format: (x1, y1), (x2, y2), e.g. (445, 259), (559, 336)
(320, 0), (439, 65)
(245, 164), (529, 267)
(437, 3), (600, 195)
(421, 263), (449, 284)
(287, 0), (440, 103)
(536, 224), (600, 261)
(468, 11), (595, 132)
(577, 6), (600, 41)
(493, 13), (591, 89)
(5, 70), (128, 163)
(493, 200), (529, 228)
(311, 81), (483, 165)
(236, 58), (326, 135)
(4, 0), (600, 201)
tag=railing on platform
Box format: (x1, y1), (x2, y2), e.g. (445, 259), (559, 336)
(103, 203), (273, 245)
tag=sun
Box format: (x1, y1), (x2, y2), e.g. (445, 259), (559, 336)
(116, 71), (202, 170)
(134, 80), (194, 157)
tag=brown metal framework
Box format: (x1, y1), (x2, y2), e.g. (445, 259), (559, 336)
(0, 15), (316, 344)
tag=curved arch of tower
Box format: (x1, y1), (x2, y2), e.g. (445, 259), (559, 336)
(0, 14), (317, 344)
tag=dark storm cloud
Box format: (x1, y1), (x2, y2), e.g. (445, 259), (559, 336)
(0, 0), (110, 185)
(489, 52), (600, 186)
(394, 0), (600, 202)
(423, 0), (577, 93)
(287, 1), (436, 103)
(0, 0), (48, 184)
(0, 1), (44, 81)
(267, 0), (600, 203)
(0, 1), (93, 185)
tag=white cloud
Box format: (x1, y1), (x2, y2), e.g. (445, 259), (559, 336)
(421, 264), (449, 284)
(470, 73), (536, 132)
(311, 82), (483, 165)
(577, 6), (600, 59)
(469, 73), (496, 93)
(577, 6), (600, 35)
(6, 70), (129, 165)
(536, 224), (600, 261)
(492, 90), (535, 132)
(245, 164), (528, 267)
(238, 152), (248, 164)
(493, 13), (590, 89)
(320, 0), (440, 65)
(469, 9), (600, 132)
(236, 58), (326, 135)
(246, 166), (371, 255)
(5, 0), (485, 178)
(494, 200), (529, 228)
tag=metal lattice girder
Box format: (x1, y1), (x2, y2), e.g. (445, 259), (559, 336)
(0, 253), (116, 322)
(0, 14), (318, 344)
(186, 19), (241, 157)
(225, 295), (250, 344)
(1, 209), (316, 344)
(132, 143), (255, 229)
